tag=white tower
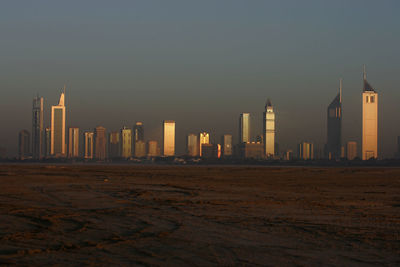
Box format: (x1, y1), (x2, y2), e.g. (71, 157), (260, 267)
(263, 99), (275, 157)
(362, 65), (378, 160)
(51, 87), (66, 157)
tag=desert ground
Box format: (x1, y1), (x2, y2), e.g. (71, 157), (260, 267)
(0, 165), (399, 266)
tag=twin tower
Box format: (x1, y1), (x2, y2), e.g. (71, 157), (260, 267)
(327, 66), (378, 160)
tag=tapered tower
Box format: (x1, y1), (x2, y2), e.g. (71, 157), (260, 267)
(51, 87), (66, 157)
(263, 99), (275, 157)
(326, 79), (342, 160)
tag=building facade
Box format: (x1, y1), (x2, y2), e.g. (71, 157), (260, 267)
(121, 127), (132, 159)
(362, 66), (378, 160)
(327, 79), (342, 160)
(187, 134), (199, 157)
(68, 127), (79, 158)
(163, 120), (175, 156)
(18, 130), (31, 160)
(239, 113), (250, 143)
(222, 134), (232, 157)
(32, 96), (44, 159)
(263, 99), (275, 158)
(298, 142), (314, 160)
(199, 132), (210, 157)
(45, 127), (51, 157)
(346, 141), (357, 160)
(94, 126), (107, 160)
(51, 89), (66, 157)
(108, 132), (120, 159)
(134, 140), (146, 158)
(147, 140), (159, 157)
(84, 131), (94, 159)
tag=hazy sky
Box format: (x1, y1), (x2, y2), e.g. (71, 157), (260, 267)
(1, 0), (400, 157)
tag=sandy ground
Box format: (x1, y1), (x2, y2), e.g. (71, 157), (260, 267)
(0, 165), (399, 266)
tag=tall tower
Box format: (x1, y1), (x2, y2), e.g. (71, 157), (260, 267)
(121, 127), (132, 159)
(94, 126), (107, 160)
(68, 127), (79, 158)
(263, 99), (275, 157)
(51, 88), (66, 157)
(326, 79), (342, 160)
(239, 113), (250, 143)
(199, 132), (210, 157)
(32, 96), (44, 159)
(84, 131), (94, 159)
(362, 66), (378, 160)
(187, 134), (199, 157)
(163, 120), (175, 156)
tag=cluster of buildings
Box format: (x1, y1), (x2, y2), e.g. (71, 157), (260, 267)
(17, 67), (382, 161)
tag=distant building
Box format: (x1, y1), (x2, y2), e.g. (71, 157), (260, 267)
(163, 120), (175, 156)
(84, 131), (94, 159)
(108, 132), (120, 159)
(298, 142), (314, 160)
(45, 127), (51, 157)
(284, 150), (294, 161)
(217, 144), (222, 159)
(187, 134), (199, 157)
(51, 89), (66, 157)
(263, 99), (275, 158)
(240, 142), (264, 159)
(347, 141), (357, 160)
(32, 96), (44, 159)
(147, 140), (160, 157)
(133, 122), (144, 155)
(94, 126), (107, 160)
(18, 130), (30, 160)
(396, 136), (400, 159)
(327, 79), (342, 160)
(134, 140), (146, 158)
(222, 134), (232, 157)
(362, 66), (378, 160)
(121, 127), (132, 159)
(199, 132), (210, 157)
(201, 144), (218, 159)
(239, 113), (250, 143)
(68, 127), (79, 158)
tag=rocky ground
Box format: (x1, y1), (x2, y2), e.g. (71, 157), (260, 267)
(0, 165), (399, 266)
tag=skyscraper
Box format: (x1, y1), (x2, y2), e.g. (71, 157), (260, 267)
(199, 132), (210, 157)
(222, 134), (232, 157)
(134, 141), (146, 158)
(346, 141), (357, 160)
(298, 142), (314, 160)
(147, 140), (160, 157)
(239, 113), (250, 143)
(51, 88), (66, 157)
(263, 99), (275, 158)
(18, 130), (30, 160)
(68, 127), (79, 158)
(108, 132), (120, 159)
(94, 126), (107, 160)
(133, 122), (144, 156)
(121, 127), (132, 159)
(362, 66), (378, 160)
(45, 127), (51, 157)
(326, 79), (342, 160)
(84, 131), (94, 159)
(187, 134), (199, 157)
(163, 120), (175, 156)
(32, 96), (44, 159)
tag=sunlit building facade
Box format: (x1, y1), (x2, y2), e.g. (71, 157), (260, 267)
(239, 113), (250, 143)
(187, 134), (199, 157)
(240, 142), (264, 159)
(121, 127), (132, 159)
(108, 132), (120, 159)
(346, 141), (357, 160)
(32, 96), (44, 159)
(263, 99), (275, 158)
(134, 140), (146, 158)
(147, 140), (160, 157)
(298, 142), (314, 160)
(18, 130), (31, 160)
(68, 127), (79, 158)
(326, 79), (342, 160)
(222, 134), (232, 157)
(163, 120), (175, 156)
(362, 66), (378, 160)
(51, 89), (66, 157)
(133, 122), (144, 155)
(199, 132), (210, 157)
(45, 127), (51, 157)
(95, 126), (107, 160)
(84, 131), (94, 159)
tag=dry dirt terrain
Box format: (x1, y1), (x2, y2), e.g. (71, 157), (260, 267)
(0, 165), (399, 266)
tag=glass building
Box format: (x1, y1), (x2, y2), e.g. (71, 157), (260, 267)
(239, 113), (250, 144)
(163, 120), (175, 156)
(346, 141), (357, 160)
(68, 127), (79, 158)
(263, 99), (275, 158)
(121, 127), (132, 159)
(45, 128), (51, 157)
(32, 96), (44, 159)
(298, 142), (314, 160)
(199, 132), (210, 157)
(84, 131), (94, 159)
(108, 132), (120, 159)
(51, 89), (66, 157)
(95, 126), (107, 160)
(147, 140), (159, 157)
(187, 133), (198, 157)
(222, 134), (232, 157)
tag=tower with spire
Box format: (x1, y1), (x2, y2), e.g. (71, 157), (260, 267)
(362, 65), (378, 160)
(50, 87), (67, 157)
(326, 79), (342, 160)
(263, 99), (275, 158)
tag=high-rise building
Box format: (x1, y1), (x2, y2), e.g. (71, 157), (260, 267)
(18, 130), (30, 160)
(239, 113), (250, 143)
(201, 144), (218, 159)
(239, 142), (264, 159)
(187, 134), (199, 157)
(362, 66), (378, 160)
(263, 99), (275, 158)
(347, 141), (357, 160)
(134, 140), (146, 158)
(68, 127), (79, 158)
(51, 88), (66, 157)
(94, 126), (107, 160)
(32, 96), (44, 159)
(84, 131), (94, 159)
(45, 127), (51, 157)
(147, 140), (160, 157)
(121, 127), (132, 159)
(298, 142), (314, 160)
(163, 120), (175, 156)
(326, 79), (342, 160)
(222, 134), (232, 157)
(108, 132), (120, 159)
(133, 122), (144, 155)
(199, 132), (210, 157)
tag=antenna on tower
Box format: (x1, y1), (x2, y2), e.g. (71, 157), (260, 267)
(363, 64), (367, 81)
(339, 78), (342, 103)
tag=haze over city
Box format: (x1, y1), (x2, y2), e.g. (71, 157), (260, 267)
(1, 0), (400, 157)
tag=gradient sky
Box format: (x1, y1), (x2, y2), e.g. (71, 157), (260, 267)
(1, 0), (400, 157)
